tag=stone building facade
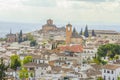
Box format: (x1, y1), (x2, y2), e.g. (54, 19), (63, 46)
(66, 24), (72, 45)
(66, 24), (83, 45)
(6, 32), (17, 43)
(42, 19), (57, 32)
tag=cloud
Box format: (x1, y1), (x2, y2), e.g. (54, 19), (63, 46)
(68, 0), (120, 2)
(0, 0), (120, 24)
(21, 0), (57, 7)
(69, 0), (106, 2)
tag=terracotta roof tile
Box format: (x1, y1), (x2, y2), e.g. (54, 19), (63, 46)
(24, 62), (37, 67)
(103, 64), (120, 70)
(59, 45), (83, 53)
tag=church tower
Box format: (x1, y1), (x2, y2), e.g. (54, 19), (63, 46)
(66, 23), (72, 45)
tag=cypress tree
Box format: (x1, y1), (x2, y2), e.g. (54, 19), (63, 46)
(20, 30), (22, 38)
(73, 27), (76, 33)
(72, 27), (79, 37)
(51, 43), (55, 50)
(79, 28), (83, 35)
(92, 29), (96, 36)
(18, 30), (23, 43)
(84, 25), (89, 37)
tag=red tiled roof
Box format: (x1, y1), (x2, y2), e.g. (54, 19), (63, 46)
(59, 45), (83, 53)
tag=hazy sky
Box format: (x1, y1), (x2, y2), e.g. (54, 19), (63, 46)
(0, 0), (120, 24)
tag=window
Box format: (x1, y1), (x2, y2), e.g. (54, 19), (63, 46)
(59, 58), (61, 60)
(104, 70), (106, 73)
(43, 61), (45, 63)
(29, 68), (34, 71)
(113, 78), (114, 80)
(41, 73), (43, 75)
(112, 71), (114, 74)
(32, 59), (34, 62)
(68, 63), (70, 65)
(107, 70), (110, 73)
(104, 75), (106, 80)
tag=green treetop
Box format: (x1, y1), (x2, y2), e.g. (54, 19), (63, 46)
(92, 29), (96, 36)
(79, 28), (83, 35)
(94, 44), (120, 65)
(84, 25), (89, 37)
(10, 54), (21, 71)
(18, 30), (23, 43)
(0, 58), (9, 80)
(23, 56), (32, 65)
(19, 68), (29, 80)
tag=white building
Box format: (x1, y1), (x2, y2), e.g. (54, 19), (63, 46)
(82, 47), (97, 60)
(102, 64), (120, 80)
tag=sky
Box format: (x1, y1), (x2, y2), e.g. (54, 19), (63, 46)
(0, 0), (120, 24)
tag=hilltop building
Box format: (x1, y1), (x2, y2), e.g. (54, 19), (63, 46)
(89, 30), (120, 41)
(39, 19), (66, 41)
(6, 30), (27, 43)
(42, 19), (57, 32)
(42, 19), (66, 32)
(6, 30), (17, 43)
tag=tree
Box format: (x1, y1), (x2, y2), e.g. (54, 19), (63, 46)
(64, 77), (70, 80)
(51, 42), (58, 50)
(95, 44), (120, 64)
(23, 56), (32, 65)
(19, 68), (29, 80)
(30, 73), (34, 78)
(107, 51), (114, 60)
(26, 33), (34, 41)
(118, 76), (120, 80)
(10, 55), (21, 70)
(97, 77), (103, 80)
(72, 27), (78, 36)
(79, 28), (83, 35)
(73, 27), (76, 32)
(84, 25), (89, 37)
(93, 56), (101, 65)
(51, 43), (55, 50)
(18, 30), (23, 43)
(72, 27), (80, 39)
(0, 58), (8, 80)
(92, 29), (96, 36)
(23, 37), (28, 42)
(114, 55), (119, 60)
(97, 44), (120, 58)
(30, 40), (37, 47)
(0, 38), (7, 41)
(10, 55), (21, 79)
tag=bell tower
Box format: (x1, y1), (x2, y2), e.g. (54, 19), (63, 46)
(66, 23), (72, 45)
